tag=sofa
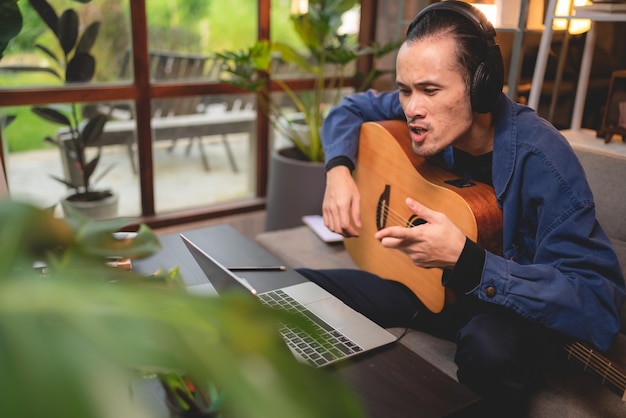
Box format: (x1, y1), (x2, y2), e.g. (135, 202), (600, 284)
(256, 141), (626, 417)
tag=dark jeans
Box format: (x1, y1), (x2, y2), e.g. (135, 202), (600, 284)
(297, 268), (561, 416)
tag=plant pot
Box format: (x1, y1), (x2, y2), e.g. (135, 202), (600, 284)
(61, 190), (119, 220)
(265, 147), (325, 231)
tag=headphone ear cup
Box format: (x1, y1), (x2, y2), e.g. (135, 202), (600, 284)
(471, 62), (495, 113)
(470, 46), (504, 113)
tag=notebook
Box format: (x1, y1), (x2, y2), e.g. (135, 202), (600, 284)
(180, 234), (396, 367)
(302, 215), (343, 243)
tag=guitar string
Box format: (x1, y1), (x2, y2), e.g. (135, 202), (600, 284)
(380, 204), (419, 229)
(565, 343), (626, 387)
(377, 204), (428, 342)
(565, 343), (626, 383)
(383, 203), (626, 392)
(565, 343), (626, 389)
(566, 345), (626, 399)
(566, 349), (626, 394)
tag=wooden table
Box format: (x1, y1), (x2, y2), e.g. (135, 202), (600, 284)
(133, 225), (481, 417)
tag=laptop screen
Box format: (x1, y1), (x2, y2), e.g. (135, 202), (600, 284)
(181, 234), (257, 297)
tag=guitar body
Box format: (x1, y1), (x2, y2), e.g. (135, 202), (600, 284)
(344, 120), (502, 313)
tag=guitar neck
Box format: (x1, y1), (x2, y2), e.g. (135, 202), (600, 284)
(564, 341), (626, 400)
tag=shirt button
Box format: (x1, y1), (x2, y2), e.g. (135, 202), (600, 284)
(485, 287), (497, 298)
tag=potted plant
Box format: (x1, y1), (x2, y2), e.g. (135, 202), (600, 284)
(0, 198), (366, 418)
(6, 0), (116, 218)
(215, 0), (399, 230)
(34, 105), (115, 219)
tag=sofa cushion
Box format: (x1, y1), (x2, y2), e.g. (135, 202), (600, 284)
(611, 238), (626, 333)
(573, 147), (626, 242)
(571, 145), (626, 334)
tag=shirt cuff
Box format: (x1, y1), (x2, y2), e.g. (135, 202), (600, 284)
(441, 238), (485, 294)
(325, 156), (355, 173)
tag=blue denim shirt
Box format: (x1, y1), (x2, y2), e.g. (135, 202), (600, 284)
(322, 90), (625, 351)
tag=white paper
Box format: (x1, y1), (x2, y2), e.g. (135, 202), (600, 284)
(302, 215), (343, 243)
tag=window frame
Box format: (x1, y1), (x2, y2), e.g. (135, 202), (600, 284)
(0, 0), (378, 229)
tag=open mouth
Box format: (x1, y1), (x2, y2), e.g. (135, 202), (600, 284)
(409, 125), (429, 138)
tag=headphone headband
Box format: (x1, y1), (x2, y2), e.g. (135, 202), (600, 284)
(410, 1), (496, 41)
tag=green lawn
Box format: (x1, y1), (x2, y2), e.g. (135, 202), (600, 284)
(1, 71), (64, 152)
(2, 106), (59, 152)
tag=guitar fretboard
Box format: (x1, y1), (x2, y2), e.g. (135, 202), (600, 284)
(565, 341), (626, 401)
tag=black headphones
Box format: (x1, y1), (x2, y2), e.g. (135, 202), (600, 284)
(408, 1), (504, 113)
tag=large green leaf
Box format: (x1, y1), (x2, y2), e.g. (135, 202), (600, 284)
(0, 200), (366, 418)
(49, 173), (81, 190)
(58, 8), (79, 54)
(76, 21), (100, 54)
(31, 106), (72, 127)
(0, 0), (23, 59)
(0, 278), (365, 418)
(272, 41), (315, 72)
(0, 62), (62, 79)
(66, 52), (95, 82)
(0, 201), (74, 277)
(28, 0), (59, 36)
(80, 113), (107, 147)
(35, 43), (61, 64)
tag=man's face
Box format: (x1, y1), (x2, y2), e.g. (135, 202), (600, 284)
(396, 35), (474, 158)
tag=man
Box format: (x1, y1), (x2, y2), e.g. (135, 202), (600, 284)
(296, 1), (625, 415)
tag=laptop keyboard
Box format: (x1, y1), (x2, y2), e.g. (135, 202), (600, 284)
(258, 289), (363, 367)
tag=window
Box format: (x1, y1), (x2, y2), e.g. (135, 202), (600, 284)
(1, 0), (382, 227)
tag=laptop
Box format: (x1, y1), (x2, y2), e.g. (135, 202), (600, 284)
(180, 234), (396, 367)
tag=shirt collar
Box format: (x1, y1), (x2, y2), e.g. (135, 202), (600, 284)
(442, 93), (514, 202)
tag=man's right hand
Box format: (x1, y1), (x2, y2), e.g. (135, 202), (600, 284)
(322, 165), (362, 237)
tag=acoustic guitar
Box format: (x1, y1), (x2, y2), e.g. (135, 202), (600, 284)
(344, 120), (626, 399)
(344, 120), (502, 313)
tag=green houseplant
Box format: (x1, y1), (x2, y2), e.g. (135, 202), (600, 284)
(0, 198), (366, 418)
(215, 0), (398, 230)
(0, 0), (22, 60)
(0, 10), (361, 415)
(6, 0), (115, 218)
(216, 0), (398, 164)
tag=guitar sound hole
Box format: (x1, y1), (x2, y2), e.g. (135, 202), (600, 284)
(376, 185), (392, 230)
(407, 215), (426, 228)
